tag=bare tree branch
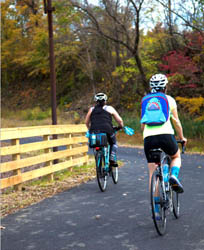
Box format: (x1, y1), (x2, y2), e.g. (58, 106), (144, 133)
(69, 0), (149, 90)
(156, 0), (204, 35)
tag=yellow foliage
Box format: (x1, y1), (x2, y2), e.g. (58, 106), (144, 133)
(176, 96), (204, 121)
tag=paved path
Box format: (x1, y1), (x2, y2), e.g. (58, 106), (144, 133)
(2, 147), (204, 250)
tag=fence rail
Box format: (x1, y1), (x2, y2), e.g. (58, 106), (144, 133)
(0, 125), (89, 190)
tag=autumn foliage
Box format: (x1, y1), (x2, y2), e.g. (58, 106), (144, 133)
(1, 0), (204, 124)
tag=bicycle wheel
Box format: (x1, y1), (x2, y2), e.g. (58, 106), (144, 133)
(150, 171), (167, 236)
(111, 165), (118, 184)
(96, 152), (107, 192)
(171, 187), (180, 218)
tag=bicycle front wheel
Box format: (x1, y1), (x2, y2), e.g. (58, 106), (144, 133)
(111, 165), (118, 184)
(96, 152), (107, 192)
(171, 188), (180, 218)
(150, 171), (167, 236)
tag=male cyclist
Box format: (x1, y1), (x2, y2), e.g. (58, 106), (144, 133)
(85, 93), (124, 166)
(141, 74), (187, 196)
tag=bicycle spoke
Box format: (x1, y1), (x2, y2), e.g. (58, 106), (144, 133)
(150, 171), (167, 236)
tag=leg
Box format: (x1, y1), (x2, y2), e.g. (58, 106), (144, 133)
(144, 136), (158, 190)
(144, 136), (162, 221)
(159, 135), (184, 193)
(170, 148), (181, 168)
(108, 133), (118, 165)
(148, 163), (157, 191)
(169, 148), (184, 193)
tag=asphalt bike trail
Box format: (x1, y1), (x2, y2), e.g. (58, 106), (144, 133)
(1, 147), (204, 250)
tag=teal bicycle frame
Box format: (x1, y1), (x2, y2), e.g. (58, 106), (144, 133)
(94, 139), (118, 192)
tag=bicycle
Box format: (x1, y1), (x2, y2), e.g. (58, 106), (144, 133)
(150, 140), (185, 236)
(87, 126), (134, 192)
(93, 126), (121, 192)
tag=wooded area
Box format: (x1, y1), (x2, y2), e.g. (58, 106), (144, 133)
(1, 0), (204, 121)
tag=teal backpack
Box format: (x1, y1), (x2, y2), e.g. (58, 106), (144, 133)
(140, 92), (170, 126)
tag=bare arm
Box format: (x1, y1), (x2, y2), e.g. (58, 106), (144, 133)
(171, 108), (187, 145)
(85, 108), (92, 129)
(111, 108), (124, 128)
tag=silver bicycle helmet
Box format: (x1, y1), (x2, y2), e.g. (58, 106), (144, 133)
(150, 74), (168, 92)
(94, 93), (108, 102)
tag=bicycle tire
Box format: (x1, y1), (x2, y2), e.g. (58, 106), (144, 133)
(150, 171), (167, 236)
(96, 151), (107, 192)
(162, 155), (180, 218)
(111, 165), (118, 184)
(171, 188), (180, 218)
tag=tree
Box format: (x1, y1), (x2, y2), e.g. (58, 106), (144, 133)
(155, 0), (204, 35)
(70, 0), (149, 91)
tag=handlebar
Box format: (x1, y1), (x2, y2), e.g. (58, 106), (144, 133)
(176, 140), (186, 154)
(113, 126), (122, 132)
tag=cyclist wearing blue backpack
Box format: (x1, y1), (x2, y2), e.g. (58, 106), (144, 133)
(85, 93), (124, 166)
(141, 74), (187, 193)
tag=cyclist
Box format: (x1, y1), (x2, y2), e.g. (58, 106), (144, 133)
(85, 93), (124, 166)
(141, 74), (187, 195)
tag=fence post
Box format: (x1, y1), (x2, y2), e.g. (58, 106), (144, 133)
(12, 139), (22, 191)
(43, 135), (54, 181)
(68, 133), (73, 171)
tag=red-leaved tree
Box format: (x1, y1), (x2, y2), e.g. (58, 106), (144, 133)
(159, 50), (202, 96)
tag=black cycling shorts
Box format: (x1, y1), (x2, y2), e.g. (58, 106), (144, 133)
(144, 134), (178, 163)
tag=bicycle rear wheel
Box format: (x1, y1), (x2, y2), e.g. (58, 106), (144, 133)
(150, 171), (167, 236)
(111, 165), (118, 184)
(96, 152), (107, 192)
(171, 187), (180, 218)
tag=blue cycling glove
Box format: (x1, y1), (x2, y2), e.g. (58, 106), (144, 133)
(123, 126), (135, 136)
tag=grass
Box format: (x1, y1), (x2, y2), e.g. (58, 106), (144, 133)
(121, 112), (204, 153)
(1, 108), (82, 128)
(30, 163), (96, 187)
(1, 108), (203, 152)
(179, 114), (204, 139)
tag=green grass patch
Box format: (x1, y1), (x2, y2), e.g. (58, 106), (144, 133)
(21, 107), (51, 121)
(28, 163), (95, 187)
(179, 114), (204, 139)
(122, 113), (141, 133)
(54, 163), (95, 181)
(121, 112), (204, 153)
(2, 107), (51, 121)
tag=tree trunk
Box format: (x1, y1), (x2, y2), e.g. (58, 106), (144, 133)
(134, 51), (149, 92)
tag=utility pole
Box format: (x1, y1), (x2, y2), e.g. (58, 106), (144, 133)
(43, 0), (57, 125)
(43, 0), (58, 165)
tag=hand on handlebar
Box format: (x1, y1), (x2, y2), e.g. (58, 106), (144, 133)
(181, 137), (187, 146)
(113, 126), (123, 132)
(177, 139), (186, 154)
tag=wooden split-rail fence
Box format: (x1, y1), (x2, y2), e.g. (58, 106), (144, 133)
(0, 125), (89, 190)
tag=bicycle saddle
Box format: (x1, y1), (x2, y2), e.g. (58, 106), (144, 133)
(149, 149), (162, 163)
